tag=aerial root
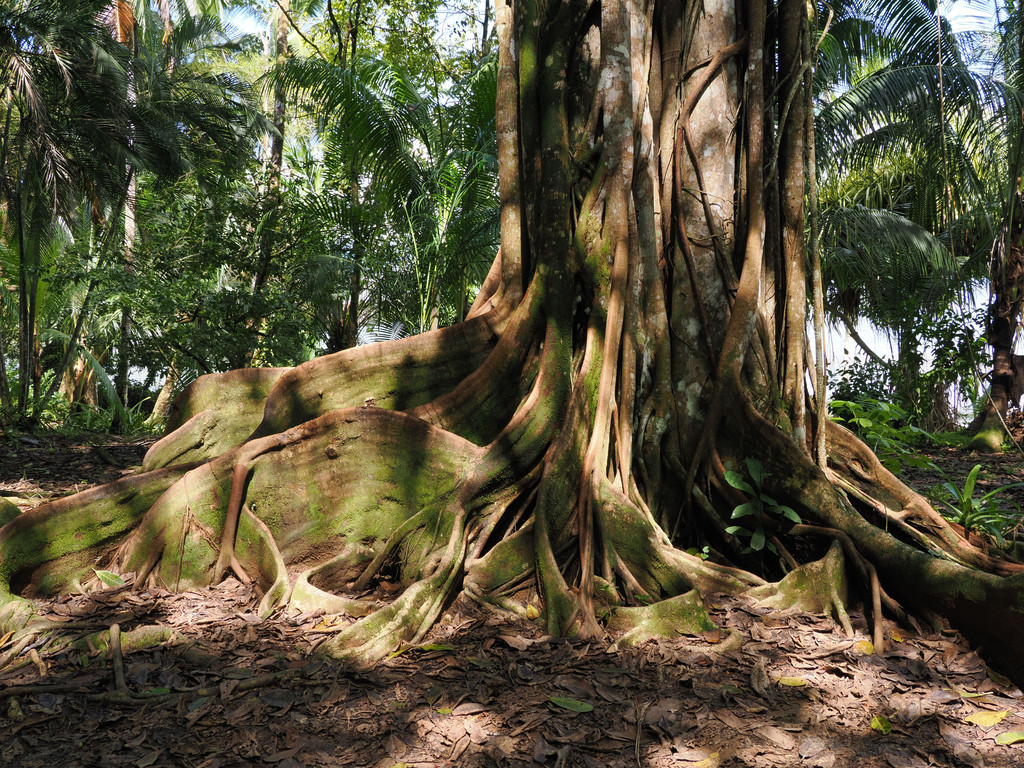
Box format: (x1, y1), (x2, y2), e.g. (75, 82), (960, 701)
(214, 428), (311, 585)
(110, 623), (128, 695)
(317, 509), (471, 665)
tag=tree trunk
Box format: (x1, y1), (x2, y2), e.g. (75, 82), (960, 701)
(6, 0), (1024, 685)
(970, 194), (1024, 453)
(111, 171), (136, 434)
(146, 358), (179, 428)
(248, 0), (291, 364)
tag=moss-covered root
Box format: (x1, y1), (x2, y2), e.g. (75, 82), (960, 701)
(595, 479), (765, 598)
(968, 412), (1005, 454)
(143, 368), (290, 471)
(826, 421), (1020, 575)
(237, 505), (290, 616)
(748, 411), (1024, 685)
(744, 541), (854, 637)
(316, 513), (470, 667)
(606, 590), (718, 647)
(254, 300), (513, 439)
(0, 463), (197, 636)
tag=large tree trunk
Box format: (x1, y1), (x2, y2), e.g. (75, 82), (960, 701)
(4, 0), (1024, 683)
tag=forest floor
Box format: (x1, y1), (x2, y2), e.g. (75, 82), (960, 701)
(2, 432), (1024, 768)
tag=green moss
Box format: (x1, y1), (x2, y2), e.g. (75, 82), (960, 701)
(606, 590), (718, 646)
(0, 498), (20, 528)
(969, 423), (1004, 454)
(745, 541), (847, 618)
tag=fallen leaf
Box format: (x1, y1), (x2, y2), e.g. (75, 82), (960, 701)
(995, 731), (1024, 745)
(549, 696), (594, 712)
(673, 747), (714, 762)
(712, 709), (747, 731)
(854, 640), (875, 655)
(692, 752), (721, 768)
(452, 702), (487, 716)
(756, 725), (796, 750)
(312, 616), (347, 632)
(778, 676), (807, 687)
(871, 715), (893, 735)
(644, 697), (681, 724)
(798, 737), (826, 758)
(924, 689), (959, 704)
(885, 751), (928, 768)
(750, 659), (770, 697)
(259, 690), (296, 708)
(424, 684), (443, 705)
(988, 670), (1013, 688)
(499, 634), (532, 651)
(264, 748), (300, 762)
(94, 569), (125, 587)
(965, 710), (1010, 729)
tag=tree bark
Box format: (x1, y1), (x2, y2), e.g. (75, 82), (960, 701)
(971, 194), (1024, 452)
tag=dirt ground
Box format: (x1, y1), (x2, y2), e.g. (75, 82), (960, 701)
(3, 432), (1024, 768)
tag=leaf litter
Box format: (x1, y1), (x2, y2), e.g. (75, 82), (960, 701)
(2, 436), (1024, 766)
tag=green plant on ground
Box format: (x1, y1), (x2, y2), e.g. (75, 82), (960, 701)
(934, 464), (1024, 543)
(829, 398), (935, 474)
(725, 458), (802, 553)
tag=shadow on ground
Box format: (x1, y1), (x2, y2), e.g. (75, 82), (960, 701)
(1, 578), (1022, 768)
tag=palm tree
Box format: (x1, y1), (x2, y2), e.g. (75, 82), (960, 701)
(284, 54), (498, 345)
(969, 0), (1024, 451)
(0, 0), (264, 421)
(0, 0), (139, 417)
(814, 0), (1009, 423)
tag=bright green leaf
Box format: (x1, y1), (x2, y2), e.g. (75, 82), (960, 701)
(94, 569), (125, 587)
(750, 529), (766, 551)
(870, 715), (892, 734)
(731, 502), (759, 519)
(549, 696), (594, 712)
(995, 731), (1024, 745)
(724, 471), (753, 494)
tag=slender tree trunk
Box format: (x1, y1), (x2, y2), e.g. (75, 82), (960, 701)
(971, 193), (1024, 452)
(15, 184), (33, 417)
(249, 0), (291, 364)
(778, 0), (808, 445)
(341, 3), (364, 350)
(147, 358), (179, 426)
(112, 171), (135, 434)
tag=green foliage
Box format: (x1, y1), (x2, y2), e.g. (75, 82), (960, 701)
(725, 459), (801, 553)
(829, 398), (935, 474)
(830, 357), (892, 404)
(933, 464), (1024, 543)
